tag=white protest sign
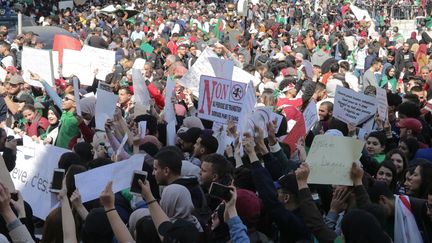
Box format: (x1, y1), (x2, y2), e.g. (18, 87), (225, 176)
(376, 87), (388, 122)
(163, 77), (176, 123)
(81, 45), (115, 81)
(132, 68), (151, 108)
(307, 135), (365, 186)
(52, 51), (60, 79)
(62, 49), (94, 86)
(333, 86), (377, 126)
(198, 75), (253, 124)
(138, 121), (147, 139)
(95, 88), (118, 130)
(75, 154), (144, 203)
(208, 57), (234, 80)
(59, 0), (74, 10)
(11, 142), (69, 219)
(0, 67), (6, 82)
(303, 101), (318, 132)
(73, 77), (82, 116)
(178, 47), (218, 96)
(132, 58), (146, 70)
(21, 47), (54, 87)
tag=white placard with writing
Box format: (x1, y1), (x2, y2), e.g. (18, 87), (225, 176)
(81, 45), (115, 81)
(11, 140), (69, 219)
(376, 87), (388, 122)
(303, 101), (318, 132)
(62, 49), (94, 86)
(198, 75), (254, 124)
(95, 88), (118, 130)
(21, 47), (54, 87)
(75, 154), (145, 203)
(52, 51), (60, 79)
(333, 86), (377, 126)
(307, 135), (365, 186)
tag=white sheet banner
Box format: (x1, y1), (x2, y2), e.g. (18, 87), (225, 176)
(62, 49), (94, 86)
(11, 140), (69, 219)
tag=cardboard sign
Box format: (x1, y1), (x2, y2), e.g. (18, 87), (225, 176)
(11, 141), (69, 219)
(198, 75), (253, 124)
(81, 45), (115, 81)
(376, 87), (388, 122)
(75, 154), (145, 203)
(303, 101), (318, 132)
(95, 88), (118, 130)
(21, 47), (54, 87)
(307, 135), (365, 186)
(333, 86), (377, 126)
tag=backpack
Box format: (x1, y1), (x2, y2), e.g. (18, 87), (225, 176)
(191, 186), (213, 232)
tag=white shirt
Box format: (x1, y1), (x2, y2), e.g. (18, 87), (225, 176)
(130, 31), (145, 41)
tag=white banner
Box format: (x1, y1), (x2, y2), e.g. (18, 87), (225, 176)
(333, 86), (377, 126)
(75, 154), (144, 203)
(95, 88), (118, 130)
(11, 139), (69, 219)
(21, 47), (54, 87)
(81, 45), (115, 81)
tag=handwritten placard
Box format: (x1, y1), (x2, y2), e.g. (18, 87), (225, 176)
(307, 135), (365, 186)
(333, 86), (377, 126)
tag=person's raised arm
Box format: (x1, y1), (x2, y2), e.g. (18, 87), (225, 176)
(70, 189), (89, 220)
(58, 179), (78, 243)
(30, 72), (63, 110)
(223, 185), (250, 243)
(99, 181), (135, 243)
(295, 163), (337, 242)
(138, 179), (169, 242)
(0, 184), (34, 243)
(350, 162), (371, 208)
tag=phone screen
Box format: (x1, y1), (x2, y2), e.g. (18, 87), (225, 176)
(130, 172), (147, 194)
(51, 171), (64, 191)
(209, 182), (232, 201)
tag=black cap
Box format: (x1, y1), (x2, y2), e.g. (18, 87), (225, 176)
(178, 127), (202, 143)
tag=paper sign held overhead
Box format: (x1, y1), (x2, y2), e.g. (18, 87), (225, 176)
(303, 101), (318, 132)
(333, 86), (377, 126)
(62, 49), (94, 86)
(73, 77), (82, 116)
(81, 45), (115, 81)
(198, 75), (253, 124)
(95, 88), (118, 130)
(307, 135), (365, 186)
(21, 47), (55, 87)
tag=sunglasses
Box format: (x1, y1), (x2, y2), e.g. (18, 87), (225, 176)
(63, 96), (75, 102)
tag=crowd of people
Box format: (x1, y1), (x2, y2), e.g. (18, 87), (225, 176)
(0, 0), (431, 242)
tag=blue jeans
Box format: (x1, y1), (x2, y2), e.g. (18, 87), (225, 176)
(354, 68), (364, 85)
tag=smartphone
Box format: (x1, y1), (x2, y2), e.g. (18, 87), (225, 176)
(209, 182), (233, 201)
(130, 170), (148, 194)
(15, 138), (23, 146)
(49, 169), (65, 193)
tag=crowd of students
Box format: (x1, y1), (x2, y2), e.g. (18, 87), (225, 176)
(0, 0), (431, 242)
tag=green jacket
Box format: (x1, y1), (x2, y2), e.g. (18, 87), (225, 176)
(55, 111), (80, 149)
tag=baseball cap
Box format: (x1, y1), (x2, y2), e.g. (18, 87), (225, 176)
(396, 118), (422, 134)
(178, 127), (202, 143)
(8, 75), (24, 85)
(274, 173), (298, 195)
